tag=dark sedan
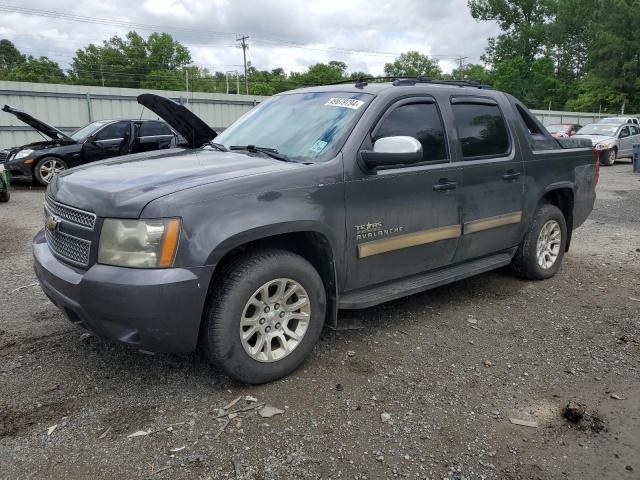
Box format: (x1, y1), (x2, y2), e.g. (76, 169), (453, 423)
(1, 105), (183, 185)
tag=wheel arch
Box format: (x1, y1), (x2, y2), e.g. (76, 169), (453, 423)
(538, 185), (575, 251)
(204, 225), (339, 330)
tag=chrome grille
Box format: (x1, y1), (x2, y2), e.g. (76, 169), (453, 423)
(45, 197), (96, 229)
(45, 228), (91, 267)
(0, 150), (9, 163)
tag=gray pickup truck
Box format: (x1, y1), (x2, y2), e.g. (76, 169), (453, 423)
(33, 79), (598, 384)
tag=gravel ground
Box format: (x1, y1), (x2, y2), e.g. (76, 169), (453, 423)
(1, 164), (639, 480)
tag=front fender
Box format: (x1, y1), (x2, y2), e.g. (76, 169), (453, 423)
(205, 220), (339, 266)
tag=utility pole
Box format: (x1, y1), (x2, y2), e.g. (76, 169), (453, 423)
(458, 56), (469, 80)
(236, 34), (249, 95)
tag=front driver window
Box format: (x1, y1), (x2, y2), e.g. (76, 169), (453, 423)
(620, 127), (630, 138)
(373, 102), (447, 163)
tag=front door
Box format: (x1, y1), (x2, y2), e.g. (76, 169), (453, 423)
(629, 126), (640, 156)
(450, 97), (524, 262)
(82, 121), (132, 162)
(344, 98), (462, 291)
(618, 125), (634, 157)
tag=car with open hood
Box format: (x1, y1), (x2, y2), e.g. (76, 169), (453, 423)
(1, 105), (183, 185)
(33, 81), (598, 384)
(574, 122), (640, 165)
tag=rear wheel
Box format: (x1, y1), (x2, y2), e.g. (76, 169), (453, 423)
(34, 157), (67, 185)
(510, 204), (567, 280)
(201, 249), (326, 384)
(0, 189), (9, 202)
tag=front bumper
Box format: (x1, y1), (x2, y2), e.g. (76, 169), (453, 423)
(5, 159), (33, 181)
(33, 229), (214, 353)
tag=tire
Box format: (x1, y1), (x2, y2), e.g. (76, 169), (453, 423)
(34, 157), (68, 185)
(0, 189), (8, 202)
(600, 148), (616, 166)
(510, 204), (567, 280)
(201, 249), (326, 384)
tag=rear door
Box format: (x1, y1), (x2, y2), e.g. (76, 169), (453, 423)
(451, 96), (524, 262)
(344, 97), (462, 290)
(132, 120), (175, 153)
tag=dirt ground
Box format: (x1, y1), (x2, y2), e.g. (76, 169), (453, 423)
(1, 164), (639, 480)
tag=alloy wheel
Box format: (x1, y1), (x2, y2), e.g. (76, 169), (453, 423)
(239, 278), (310, 362)
(39, 159), (65, 183)
(536, 219), (562, 270)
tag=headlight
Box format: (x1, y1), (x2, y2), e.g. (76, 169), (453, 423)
(98, 218), (181, 268)
(14, 149), (34, 160)
(595, 142), (613, 150)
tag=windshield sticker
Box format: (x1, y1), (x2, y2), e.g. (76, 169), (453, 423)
(325, 98), (365, 110)
(309, 139), (328, 154)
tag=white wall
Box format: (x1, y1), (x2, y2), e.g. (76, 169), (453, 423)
(0, 81), (267, 149)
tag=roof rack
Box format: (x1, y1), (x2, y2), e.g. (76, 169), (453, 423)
(329, 76), (494, 90)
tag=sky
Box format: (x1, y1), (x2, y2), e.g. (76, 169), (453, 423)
(0, 0), (500, 76)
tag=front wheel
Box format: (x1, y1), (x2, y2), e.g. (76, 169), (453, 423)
(600, 148), (616, 166)
(201, 249), (326, 384)
(34, 157), (68, 185)
(510, 204), (567, 280)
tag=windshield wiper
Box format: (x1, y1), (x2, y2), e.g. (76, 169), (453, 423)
(229, 145), (294, 162)
(209, 142), (228, 151)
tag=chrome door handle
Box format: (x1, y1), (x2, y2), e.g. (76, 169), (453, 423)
(502, 172), (521, 181)
(433, 180), (458, 191)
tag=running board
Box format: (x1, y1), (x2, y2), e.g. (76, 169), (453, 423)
(338, 251), (514, 309)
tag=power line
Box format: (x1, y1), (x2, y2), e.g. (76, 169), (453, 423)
(0, 3), (469, 60)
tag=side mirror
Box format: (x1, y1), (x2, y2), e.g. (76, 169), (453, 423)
(360, 136), (423, 169)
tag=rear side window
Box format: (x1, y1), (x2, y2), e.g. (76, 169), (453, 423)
(139, 121), (172, 137)
(95, 121), (130, 141)
(452, 103), (510, 159)
(373, 102), (447, 163)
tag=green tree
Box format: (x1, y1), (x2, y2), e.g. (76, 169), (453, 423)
(449, 63), (492, 83)
(0, 39), (25, 76)
(566, 73), (626, 112)
(468, 0), (557, 64)
(348, 71), (371, 80)
(4, 56), (66, 83)
(69, 31), (192, 88)
(383, 51), (442, 78)
(302, 62), (348, 85)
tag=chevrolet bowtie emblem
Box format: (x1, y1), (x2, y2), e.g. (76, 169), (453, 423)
(46, 215), (61, 232)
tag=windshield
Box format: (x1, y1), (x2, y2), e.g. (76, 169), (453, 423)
(577, 124), (618, 136)
(215, 92), (373, 162)
(70, 121), (110, 141)
(546, 124), (568, 133)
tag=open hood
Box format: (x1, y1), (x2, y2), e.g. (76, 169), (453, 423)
(137, 94), (217, 148)
(2, 105), (74, 142)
